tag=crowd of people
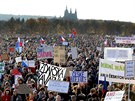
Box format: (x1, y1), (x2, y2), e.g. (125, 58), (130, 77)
(0, 33), (134, 101)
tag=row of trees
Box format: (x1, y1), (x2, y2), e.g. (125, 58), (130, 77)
(0, 17), (135, 35)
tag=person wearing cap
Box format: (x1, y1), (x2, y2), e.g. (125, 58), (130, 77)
(10, 89), (22, 101)
(47, 91), (55, 101)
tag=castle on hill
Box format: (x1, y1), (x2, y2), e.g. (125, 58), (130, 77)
(63, 6), (77, 21)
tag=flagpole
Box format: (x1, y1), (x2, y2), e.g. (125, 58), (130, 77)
(128, 80), (130, 101)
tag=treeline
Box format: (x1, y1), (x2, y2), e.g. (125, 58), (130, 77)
(0, 17), (135, 35)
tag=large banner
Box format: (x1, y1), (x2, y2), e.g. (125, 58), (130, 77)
(37, 46), (53, 59)
(70, 71), (87, 83)
(38, 63), (66, 85)
(104, 47), (133, 61)
(99, 59), (135, 84)
(104, 91), (124, 101)
(115, 37), (135, 44)
(54, 46), (65, 64)
(48, 80), (69, 93)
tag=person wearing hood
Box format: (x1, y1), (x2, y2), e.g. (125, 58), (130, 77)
(1, 88), (11, 101)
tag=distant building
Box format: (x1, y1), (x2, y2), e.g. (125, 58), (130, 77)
(63, 6), (77, 21)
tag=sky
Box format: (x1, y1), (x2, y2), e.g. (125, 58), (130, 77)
(0, 0), (135, 22)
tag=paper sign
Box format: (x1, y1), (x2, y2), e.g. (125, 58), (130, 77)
(70, 71), (87, 83)
(17, 84), (31, 94)
(104, 91), (124, 101)
(15, 57), (22, 63)
(48, 80), (69, 93)
(71, 47), (78, 59)
(125, 61), (135, 78)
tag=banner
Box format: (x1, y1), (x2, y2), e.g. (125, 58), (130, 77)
(37, 46), (53, 59)
(104, 91), (124, 101)
(125, 60), (135, 79)
(48, 80), (69, 93)
(70, 71), (87, 83)
(38, 63), (66, 85)
(54, 46), (65, 64)
(115, 37), (135, 44)
(104, 47), (133, 61)
(71, 47), (78, 59)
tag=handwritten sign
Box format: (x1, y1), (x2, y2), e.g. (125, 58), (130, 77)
(70, 71), (87, 83)
(38, 63), (66, 85)
(48, 80), (69, 93)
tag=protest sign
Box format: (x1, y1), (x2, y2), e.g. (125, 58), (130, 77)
(70, 71), (87, 83)
(0, 62), (5, 74)
(71, 47), (78, 59)
(125, 61), (135, 79)
(17, 84), (31, 94)
(1, 53), (9, 61)
(62, 42), (68, 46)
(15, 57), (22, 63)
(104, 47), (133, 61)
(37, 46), (53, 59)
(104, 91), (124, 101)
(115, 37), (135, 44)
(38, 63), (66, 85)
(48, 80), (69, 93)
(54, 46), (65, 64)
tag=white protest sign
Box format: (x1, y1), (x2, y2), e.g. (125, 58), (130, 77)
(71, 47), (78, 59)
(99, 59), (135, 84)
(104, 91), (124, 101)
(125, 61), (135, 78)
(104, 47), (133, 61)
(115, 37), (135, 44)
(48, 80), (69, 93)
(38, 63), (66, 85)
(62, 42), (68, 46)
(15, 57), (22, 63)
(70, 71), (87, 83)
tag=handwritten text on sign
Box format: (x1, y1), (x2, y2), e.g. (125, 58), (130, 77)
(38, 63), (66, 85)
(70, 71), (87, 83)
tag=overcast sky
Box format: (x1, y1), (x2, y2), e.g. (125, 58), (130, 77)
(0, 0), (135, 22)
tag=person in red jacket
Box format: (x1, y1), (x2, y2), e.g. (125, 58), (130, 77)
(1, 88), (11, 101)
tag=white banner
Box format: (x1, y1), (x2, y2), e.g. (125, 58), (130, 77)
(115, 37), (135, 44)
(125, 60), (135, 78)
(48, 80), (69, 93)
(99, 59), (135, 84)
(70, 71), (87, 83)
(71, 47), (78, 59)
(104, 47), (133, 61)
(38, 63), (66, 85)
(104, 91), (124, 101)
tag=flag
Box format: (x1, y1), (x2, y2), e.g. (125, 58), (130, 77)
(40, 38), (45, 44)
(69, 34), (75, 38)
(60, 36), (65, 42)
(102, 76), (107, 94)
(15, 37), (23, 53)
(22, 61), (28, 68)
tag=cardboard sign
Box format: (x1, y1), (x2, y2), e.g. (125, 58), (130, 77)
(104, 91), (124, 101)
(54, 46), (65, 64)
(70, 71), (87, 83)
(1, 53), (9, 61)
(48, 80), (69, 93)
(38, 63), (66, 85)
(17, 84), (31, 94)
